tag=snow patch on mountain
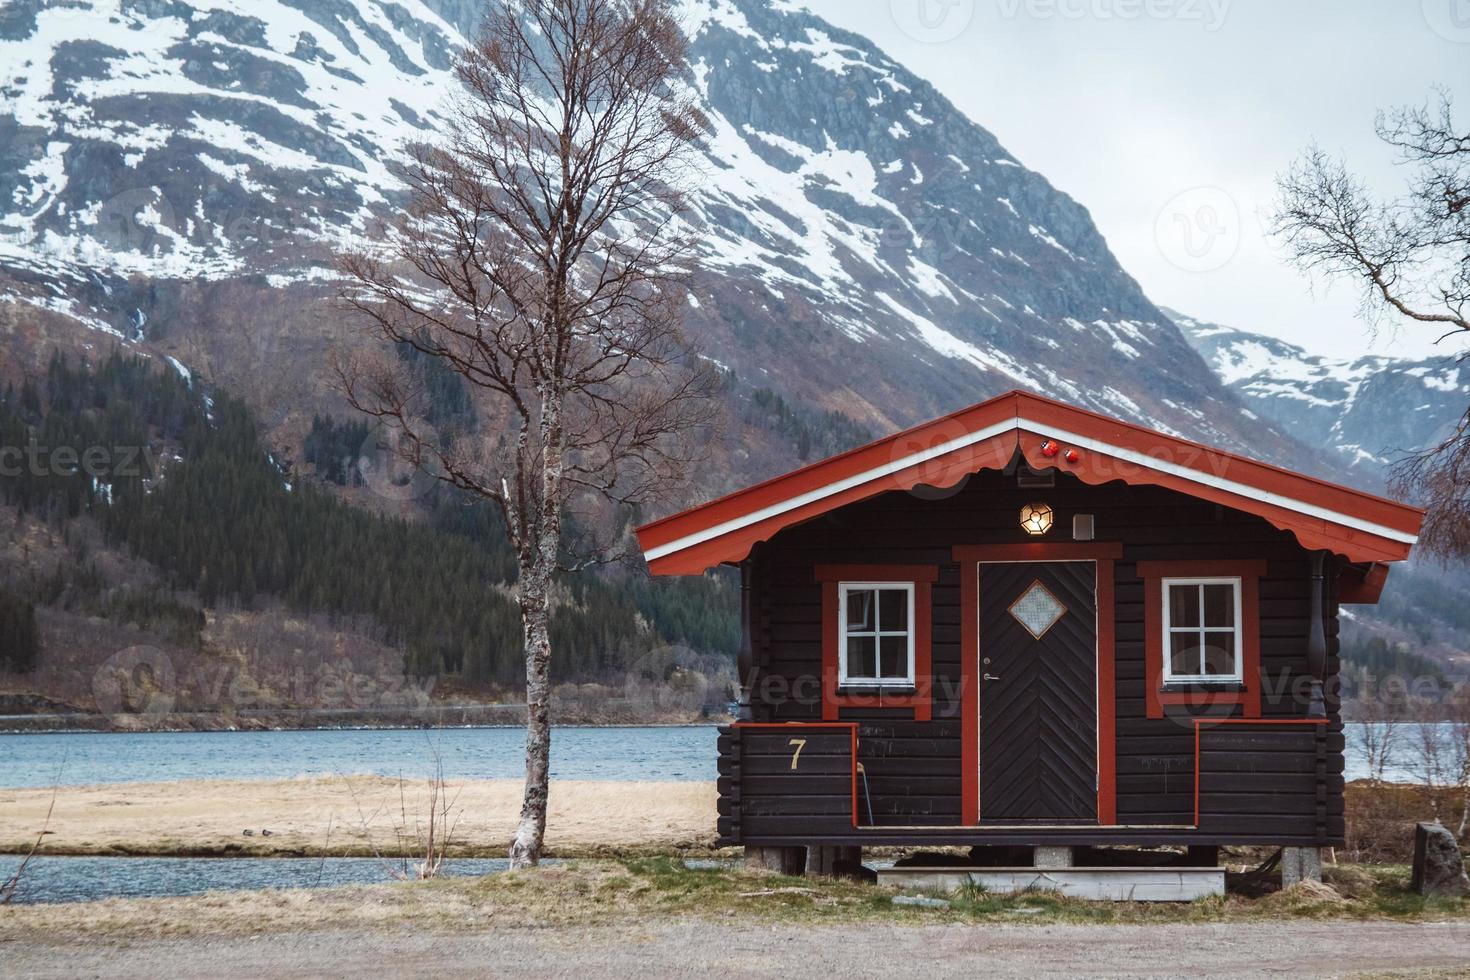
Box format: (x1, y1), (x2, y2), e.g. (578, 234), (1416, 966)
(0, 0), (1292, 458)
(1172, 309), (1469, 470)
(0, 0), (461, 280)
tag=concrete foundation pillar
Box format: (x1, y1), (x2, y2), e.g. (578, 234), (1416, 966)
(806, 845), (863, 877)
(1034, 845), (1074, 869)
(745, 846), (806, 876)
(1281, 846), (1323, 886)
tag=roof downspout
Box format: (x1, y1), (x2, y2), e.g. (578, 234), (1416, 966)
(1306, 551), (1329, 719)
(735, 545), (759, 722)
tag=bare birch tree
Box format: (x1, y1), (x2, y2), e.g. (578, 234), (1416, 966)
(1272, 90), (1470, 554)
(1450, 684), (1470, 836)
(1411, 700), (1448, 819)
(1346, 669), (1400, 785)
(335, 0), (715, 868)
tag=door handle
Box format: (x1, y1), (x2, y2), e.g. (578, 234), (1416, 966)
(983, 672), (1001, 681)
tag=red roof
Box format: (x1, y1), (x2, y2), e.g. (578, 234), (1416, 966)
(637, 390), (1423, 575)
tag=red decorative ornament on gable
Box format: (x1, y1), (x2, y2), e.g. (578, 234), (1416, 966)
(1063, 448), (1081, 464)
(1039, 439), (1060, 458)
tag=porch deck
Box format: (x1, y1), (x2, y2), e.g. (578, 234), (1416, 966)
(878, 865), (1226, 902)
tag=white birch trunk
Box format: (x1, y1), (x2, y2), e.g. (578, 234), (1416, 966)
(509, 577), (554, 868)
(508, 391), (564, 870)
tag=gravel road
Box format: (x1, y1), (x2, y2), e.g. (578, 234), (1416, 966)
(5, 919), (1468, 978)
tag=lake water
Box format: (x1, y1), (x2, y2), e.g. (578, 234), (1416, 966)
(0, 722), (1439, 788)
(0, 723), (1444, 788)
(0, 855), (520, 905)
(0, 722), (1445, 905)
(0, 725), (718, 788)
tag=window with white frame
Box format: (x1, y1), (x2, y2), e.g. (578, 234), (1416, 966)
(839, 583), (915, 686)
(1162, 577), (1243, 682)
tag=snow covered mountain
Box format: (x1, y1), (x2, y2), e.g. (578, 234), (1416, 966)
(1173, 310), (1470, 473)
(0, 0), (1294, 469)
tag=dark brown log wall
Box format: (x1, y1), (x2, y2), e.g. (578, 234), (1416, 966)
(727, 468), (1344, 846)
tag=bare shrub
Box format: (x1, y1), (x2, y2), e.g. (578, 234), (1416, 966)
(1450, 683), (1470, 837)
(1344, 675), (1400, 784)
(1, 771), (59, 904)
(1410, 701), (1451, 820)
(347, 753), (463, 881)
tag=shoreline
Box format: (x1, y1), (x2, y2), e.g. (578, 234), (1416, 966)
(0, 777), (721, 859)
(0, 712), (730, 735)
(0, 720), (725, 735)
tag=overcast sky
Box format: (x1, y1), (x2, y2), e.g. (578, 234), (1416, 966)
(798, 0), (1470, 360)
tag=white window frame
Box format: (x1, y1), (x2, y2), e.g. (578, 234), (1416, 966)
(837, 582), (916, 687)
(1161, 576), (1244, 684)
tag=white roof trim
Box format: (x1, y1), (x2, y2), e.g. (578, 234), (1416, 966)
(1040, 421), (1418, 546)
(642, 418), (1016, 561)
(643, 416), (1418, 563)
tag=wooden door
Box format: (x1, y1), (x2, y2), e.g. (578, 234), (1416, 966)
(977, 561), (1098, 823)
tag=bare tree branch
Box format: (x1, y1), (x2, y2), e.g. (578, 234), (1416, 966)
(335, 0), (716, 869)
(1272, 91), (1470, 556)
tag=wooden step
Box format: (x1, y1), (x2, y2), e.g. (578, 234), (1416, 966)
(876, 866), (1225, 902)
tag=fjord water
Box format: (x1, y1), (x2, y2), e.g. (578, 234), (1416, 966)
(0, 722), (1413, 788)
(0, 855), (521, 905)
(0, 723), (1427, 905)
(0, 725), (718, 788)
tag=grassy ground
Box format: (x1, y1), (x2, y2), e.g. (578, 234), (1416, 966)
(1346, 781), (1470, 863)
(4, 778), (1461, 864)
(1, 858), (1465, 940)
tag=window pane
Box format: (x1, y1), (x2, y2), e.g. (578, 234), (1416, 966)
(1202, 584), (1235, 627)
(1202, 632), (1237, 676)
(845, 589), (874, 632)
(1169, 632), (1199, 677)
(1168, 585), (1200, 627)
(846, 635), (877, 679)
(878, 588), (908, 631)
(879, 635), (908, 679)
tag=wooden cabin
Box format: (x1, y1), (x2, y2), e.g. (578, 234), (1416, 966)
(637, 391), (1422, 892)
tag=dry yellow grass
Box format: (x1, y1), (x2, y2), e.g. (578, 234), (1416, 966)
(0, 778), (719, 857)
(2, 859), (1466, 944)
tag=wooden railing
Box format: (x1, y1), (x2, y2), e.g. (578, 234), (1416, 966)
(716, 722), (858, 846)
(1192, 718), (1335, 835)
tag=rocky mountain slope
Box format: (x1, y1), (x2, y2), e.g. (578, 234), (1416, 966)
(1172, 309), (1469, 474)
(0, 0), (1296, 484)
(1, 0), (1466, 684)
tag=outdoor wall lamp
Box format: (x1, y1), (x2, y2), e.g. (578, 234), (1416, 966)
(1019, 501), (1054, 535)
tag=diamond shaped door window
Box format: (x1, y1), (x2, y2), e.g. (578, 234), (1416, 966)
(1009, 580), (1066, 640)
